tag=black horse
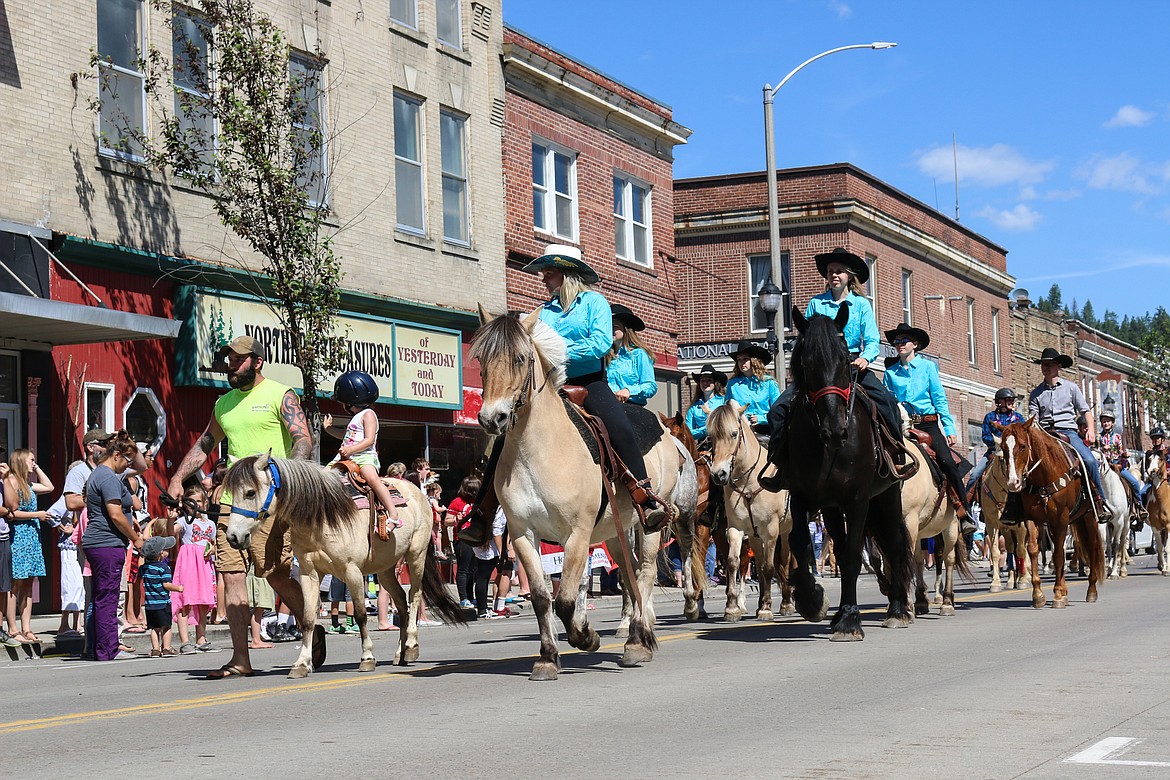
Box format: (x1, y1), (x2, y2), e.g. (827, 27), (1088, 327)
(782, 305), (914, 640)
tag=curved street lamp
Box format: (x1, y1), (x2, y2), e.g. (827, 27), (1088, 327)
(763, 41), (897, 390)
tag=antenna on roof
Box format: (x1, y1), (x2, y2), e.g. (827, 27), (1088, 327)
(953, 132), (960, 222)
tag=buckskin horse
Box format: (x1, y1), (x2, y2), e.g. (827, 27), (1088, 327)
(1000, 416), (1104, 607)
(778, 307), (914, 641)
(471, 308), (682, 680)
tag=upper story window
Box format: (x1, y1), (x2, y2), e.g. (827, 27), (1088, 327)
(991, 307), (1001, 373)
(436, 0), (462, 49)
(749, 253), (792, 333)
(613, 175), (651, 267)
(172, 9), (214, 177)
(901, 270), (913, 325)
(390, 0), (418, 29)
(532, 141), (577, 242)
(289, 54), (327, 207)
(96, 0), (146, 161)
(394, 93), (425, 234)
(863, 253), (877, 314)
(440, 110), (469, 245)
(967, 297), (977, 365)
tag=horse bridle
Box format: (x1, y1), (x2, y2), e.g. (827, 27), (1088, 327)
(802, 365), (859, 438)
(230, 460), (282, 522)
(506, 352), (555, 428)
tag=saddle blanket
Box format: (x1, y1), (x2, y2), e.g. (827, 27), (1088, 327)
(563, 399), (662, 465)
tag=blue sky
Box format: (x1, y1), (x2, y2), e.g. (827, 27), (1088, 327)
(506, 0), (1170, 323)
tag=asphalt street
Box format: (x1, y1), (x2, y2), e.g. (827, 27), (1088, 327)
(3, 555), (1169, 779)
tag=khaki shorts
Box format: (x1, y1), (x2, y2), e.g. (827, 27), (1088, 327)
(214, 502), (293, 578)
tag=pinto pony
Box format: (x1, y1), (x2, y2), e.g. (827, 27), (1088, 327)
(1000, 417), (1104, 607)
(471, 308), (682, 680)
(222, 454), (466, 678)
(980, 451), (1029, 592)
(779, 306), (914, 641)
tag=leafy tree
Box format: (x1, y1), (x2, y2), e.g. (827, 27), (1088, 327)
(89, 0), (345, 457)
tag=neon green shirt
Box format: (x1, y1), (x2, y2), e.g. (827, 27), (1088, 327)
(214, 377), (295, 463)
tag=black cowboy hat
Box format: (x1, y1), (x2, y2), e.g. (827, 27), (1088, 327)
(884, 322), (931, 351)
(689, 363), (728, 384)
(1033, 347), (1073, 368)
(814, 247), (869, 285)
(732, 339), (771, 367)
(521, 244), (600, 285)
(610, 303), (646, 331)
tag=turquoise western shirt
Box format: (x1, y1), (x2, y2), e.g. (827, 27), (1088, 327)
(606, 346), (657, 406)
(726, 375), (780, 419)
(805, 291), (881, 363)
(882, 355), (955, 437)
(538, 290), (613, 379)
(685, 393), (727, 440)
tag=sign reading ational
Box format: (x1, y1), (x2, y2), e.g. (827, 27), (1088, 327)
(394, 325), (462, 408)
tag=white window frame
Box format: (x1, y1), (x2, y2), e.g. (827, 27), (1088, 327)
(532, 140), (578, 242)
(394, 92), (426, 235)
(0, 350), (22, 453)
(967, 297), (977, 366)
(440, 109), (469, 246)
(901, 269), (913, 325)
(436, 0), (463, 49)
(97, 0), (147, 162)
(863, 254), (877, 313)
(84, 382), (116, 433)
(289, 53), (327, 208)
(748, 252), (792, 333)
(390, 0), (418, 29)
(613, 174), (652, 267)
(991, 307), (1001, 373)
(172, 8), (215, 178)
(122, 387), (166, 451)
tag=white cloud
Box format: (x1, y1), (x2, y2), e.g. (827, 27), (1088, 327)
(1104, 105), (1155, 128)
(976, 204), (1042, 232)
(829, 1), (852, 19)
(916, 143), (1054, 188)
(1080, 153), (1161, 194)
(1018, 256), (1170, 283)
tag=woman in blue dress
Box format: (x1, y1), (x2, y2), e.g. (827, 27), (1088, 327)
(3, 448), (53, 643)
(606, 303), (658, 407)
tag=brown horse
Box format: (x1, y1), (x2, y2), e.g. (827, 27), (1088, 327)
(660, 412), (713, 621)
(1146, 453), (1170, 575)
(1000, 417), (1104, 608)
(980, 451), (1030, 592)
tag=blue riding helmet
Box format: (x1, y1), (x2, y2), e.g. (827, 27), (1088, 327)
(334, 371), (379, 406)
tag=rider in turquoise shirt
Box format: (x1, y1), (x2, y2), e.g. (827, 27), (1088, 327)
(538, 288), (612, 378)
(805, 290), (882, 365)
(606, 304), (657, 406)
(685, 364), (728, 441)
(882, 354), (956, 436)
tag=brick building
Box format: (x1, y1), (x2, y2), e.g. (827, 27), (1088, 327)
(0, 0), (506, 610)
(500, 25), (692, 416)
(674, 163), (1015, 459)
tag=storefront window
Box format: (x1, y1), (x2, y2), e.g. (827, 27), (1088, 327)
(124, 388), (165, 450)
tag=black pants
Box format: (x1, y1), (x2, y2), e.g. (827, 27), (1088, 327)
(919, 418), (971, 511)
(766, 368), (902, 444)
(454, 541), (477, 602)
(474, 555), (499, 614)
(574, 373), (650, 484)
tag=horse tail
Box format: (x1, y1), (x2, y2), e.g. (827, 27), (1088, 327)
(865, 536), (890, 595)
(420, 543), (468, 626)
(689, 525), (708, 594)
(950, 529), (974, 583)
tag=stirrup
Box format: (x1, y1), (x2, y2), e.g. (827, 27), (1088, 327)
(757, 463), (784, 493)
(458, 508), (492, 546)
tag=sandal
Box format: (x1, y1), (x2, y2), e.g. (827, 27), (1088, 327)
(122, 625), (147, 635)
(206, 664), (254, 680)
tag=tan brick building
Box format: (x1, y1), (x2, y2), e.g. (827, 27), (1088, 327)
(501, 25), (692, 416)
(674, 163), (1016, 459)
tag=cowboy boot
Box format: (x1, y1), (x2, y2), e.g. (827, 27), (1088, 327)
(626, 476), (677, 533)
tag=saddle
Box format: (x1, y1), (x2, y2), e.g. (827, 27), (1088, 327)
(854, 383), (919, 481)
(907, 429), (967, 519)
(329, 460), (409, 542)
(1110, 463), (1147, 525)
(1034, 430), (1100, 523)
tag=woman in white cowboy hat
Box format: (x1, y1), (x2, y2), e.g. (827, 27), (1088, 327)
(606, 303), (658, 407)
(759, 248), (903, 491)
(685, 364), (728, 441)
(726, 339), (778, 431)
(883, 322), (975, 531)
(1028, 347), (1112, 519)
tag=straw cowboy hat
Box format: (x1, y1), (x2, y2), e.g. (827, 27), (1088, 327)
(814, 248), (869, 284)
(521, 244), (600, 285)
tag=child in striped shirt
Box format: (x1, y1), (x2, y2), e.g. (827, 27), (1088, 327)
(140, 536), (183, 657)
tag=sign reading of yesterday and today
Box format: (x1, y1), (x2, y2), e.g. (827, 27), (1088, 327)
(193, 292), (463, 410)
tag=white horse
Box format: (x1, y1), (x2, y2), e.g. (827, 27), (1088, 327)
(1094, 451), (1131, 579)
(222, 454), (466, 678)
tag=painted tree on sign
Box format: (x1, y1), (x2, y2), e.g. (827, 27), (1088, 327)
(89, 0), (345, 457)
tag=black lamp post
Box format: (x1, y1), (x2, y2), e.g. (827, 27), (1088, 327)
(757, 280), (785, 390)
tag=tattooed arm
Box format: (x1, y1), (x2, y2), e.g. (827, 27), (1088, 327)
(282, 390), (314, 460)
(168, 417), (224, 499)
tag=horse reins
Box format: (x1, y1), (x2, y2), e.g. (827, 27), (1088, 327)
(725, 415), (766, 541)
(230, 460), (282, 522)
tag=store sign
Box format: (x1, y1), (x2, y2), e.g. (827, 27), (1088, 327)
(678, 340), (769, 362)
(187, 291), (462, 410)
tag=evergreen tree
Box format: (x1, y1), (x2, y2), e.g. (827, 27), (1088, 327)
(1081, 300), (1097, 327)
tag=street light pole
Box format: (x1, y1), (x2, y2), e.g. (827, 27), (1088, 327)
(763, 41), (897, 391)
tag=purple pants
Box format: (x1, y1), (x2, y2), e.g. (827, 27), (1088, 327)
(85, 545), (127, 661)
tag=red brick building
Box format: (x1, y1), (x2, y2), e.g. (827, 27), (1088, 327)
(501, 26), (692, 415)
(674, 163), (1015, 458)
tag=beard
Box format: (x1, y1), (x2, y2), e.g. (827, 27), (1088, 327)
(227, 363), (257, 389)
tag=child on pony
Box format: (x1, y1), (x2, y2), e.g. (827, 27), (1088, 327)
(324, 371), (401, 531)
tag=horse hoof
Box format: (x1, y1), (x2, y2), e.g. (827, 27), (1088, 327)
(358, 658), (376, 673)
(683, 606), (701, 622)
(778, 603), (795, 617)
(990, 583), (1003, 593)
(403, 646), (420, 663)
(1120, 570), (1128, 578)
(1032, 598), (1047, 609)
(755, 609), (774, 622)
(880, 616), (911, 629)
(939, 604), (956, 617)
(530, 662), (559, 681)
(1053, 597), (1069, 609)
(914, 603), (929, 617)
(619, 645), (653, 667)
(615, 625), (630, 639)
(829, 630), (864, 642)
(287, 665), (310, 679)
(585, 633), (602, 653)
(723, 610), (743, 623)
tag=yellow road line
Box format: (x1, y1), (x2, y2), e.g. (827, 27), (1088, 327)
(0, 580), (1059, 735)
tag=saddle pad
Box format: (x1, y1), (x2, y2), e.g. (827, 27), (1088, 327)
(913, 438), (943, 486)
(561, 398), (662, 465)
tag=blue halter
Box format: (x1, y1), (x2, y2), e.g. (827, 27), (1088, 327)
(231, 459), (282, 521)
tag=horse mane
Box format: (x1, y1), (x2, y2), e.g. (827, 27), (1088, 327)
(661, 411), (698, 458)
(706, 403), (741, 439)
(470, 312), (568, 390)
(790, 314), (849, 389)
(223, 455), (352, 533)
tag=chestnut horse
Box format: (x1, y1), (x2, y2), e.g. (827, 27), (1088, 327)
(1146, 453), (1170, 575)
(660, 411), (714, 621)
(980, 450), (1029, 592)
(1000, 417), (1104, 608)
